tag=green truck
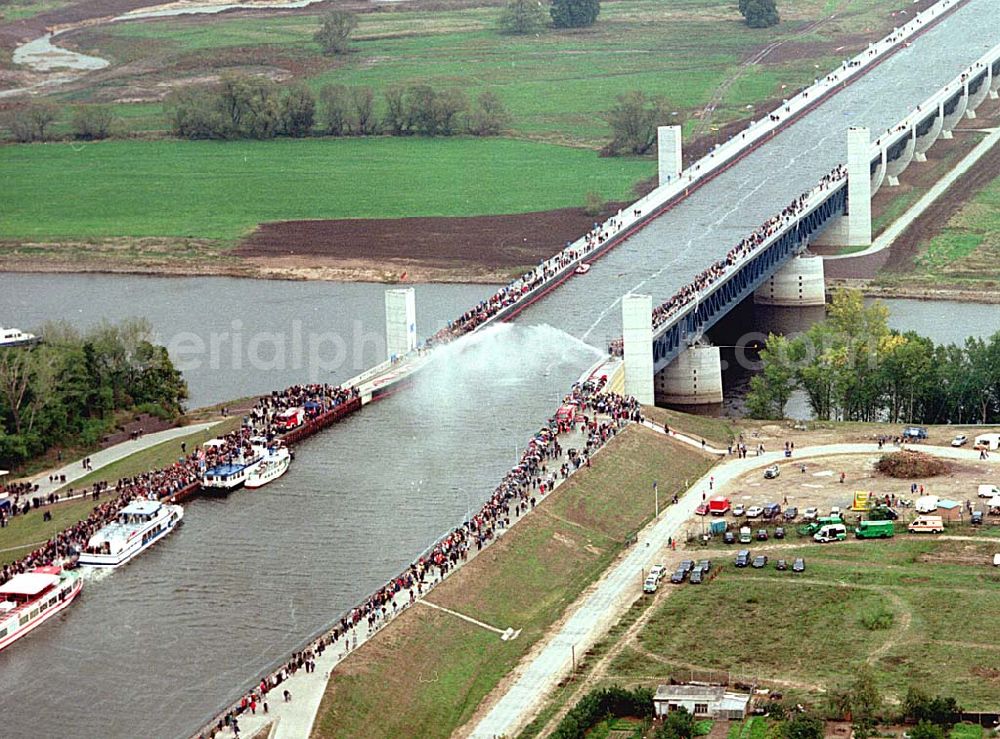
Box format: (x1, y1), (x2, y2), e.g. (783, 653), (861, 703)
(854, 519), (895, 539)
(799, 516), (845, 536)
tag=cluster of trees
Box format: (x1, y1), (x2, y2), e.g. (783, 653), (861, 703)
(746, 289), (1000, 424)
(739, 0), (779, 28)
(498, 0), (600, 33)
(4, 102), (118, 143)
(604, 90), (673, 155)
(552, 685), (654, 739)
(166, 74), (511, 140)
(0, 320), (187, 470)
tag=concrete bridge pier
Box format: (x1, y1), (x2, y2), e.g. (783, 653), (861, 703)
(657, 125), (683, 187)
(966, 68), (992, 118)
(753, 253), (826, 307)
(914, 105), (944, 163)
(385, 287), (417, 360)
(870, 144), (888, 195)
(991, 62), (999, 99)
(887, 127), (916, 187)
(940, 86), (969, 139)
(622, 293), (655, 405)
(654, 344), (723, 407)
(813, 126), (872, 248)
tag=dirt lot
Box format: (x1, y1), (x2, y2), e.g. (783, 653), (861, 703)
(235, 205), (626, 282)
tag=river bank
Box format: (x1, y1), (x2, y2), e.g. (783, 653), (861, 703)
(831, 279), (1000, 305)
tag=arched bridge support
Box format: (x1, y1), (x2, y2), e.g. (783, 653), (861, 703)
(813, 127), (872, 248)
(754, 253), (826, 307)
(622, 293), (655, 405)
(914, 106), (943, 163)
(887, 127), (916, 187)
(966, 67), (991, 118)
(941, 86), (968, 139)
(654, 344), (723, 407)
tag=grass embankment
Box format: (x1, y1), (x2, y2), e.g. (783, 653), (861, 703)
(310, 425), (715, 739)
(600, 537), (1000, 709)
(0, 138), (651, 242)
(0, 418), (235, 566)
(59, 0), (911, 146)
(643, 406), (737, 449)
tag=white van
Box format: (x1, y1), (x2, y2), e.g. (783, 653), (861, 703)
(813, 523), (847, 543)
(908, 515), (944, 534)
(977, 484), (1000, 498)
(915, 495), (939, 513)
(974, 433), (1000, 451)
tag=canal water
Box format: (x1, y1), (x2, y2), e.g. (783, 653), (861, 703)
(0, 273), (601, 738)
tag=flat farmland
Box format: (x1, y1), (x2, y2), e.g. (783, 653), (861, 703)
(0, 137), (652, 240)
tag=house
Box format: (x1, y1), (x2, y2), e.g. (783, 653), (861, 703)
(936, 499), (963, 521)
(653, 685), (751, 720)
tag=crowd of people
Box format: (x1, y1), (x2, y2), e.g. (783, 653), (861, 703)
(0, 380), (363, 588)
(202, 379), (643, 738)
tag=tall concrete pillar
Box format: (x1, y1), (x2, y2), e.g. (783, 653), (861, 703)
(990, 63), (999, 99)
(754, 253), (826, 307)
(813, 127), (872, 248)
(657, 125), (682, 187)
(385, 287), (417, 360)
(622, 294), (654, 405)
(654, 345), (723, 406)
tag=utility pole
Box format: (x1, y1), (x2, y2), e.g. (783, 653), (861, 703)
(654, 479), (659, 517)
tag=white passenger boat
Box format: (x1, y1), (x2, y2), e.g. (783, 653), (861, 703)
(575, 263), (591, 275)
(244, 445), (291, 489)
(0, 565), (82, 652)
(0, 326), (39, 348)
(78, 499), (183, 568)
(201, 437), (267, 491)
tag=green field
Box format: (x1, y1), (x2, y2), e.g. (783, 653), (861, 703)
(311, 426), (715, 738)
(0, 137), (652, 240)
(604, 537), (1000, 709)
(60, 0), (919, 146)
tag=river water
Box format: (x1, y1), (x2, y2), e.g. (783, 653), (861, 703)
(1, 0), (998, 733)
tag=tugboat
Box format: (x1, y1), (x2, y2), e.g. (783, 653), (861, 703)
(78, 498), (183, 568)
(245, 445), (291, 489)
(201, 437), (267, 491)
(0, 565), (82, 652)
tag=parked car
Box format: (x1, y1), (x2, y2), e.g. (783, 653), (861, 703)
(723, 531), (736, 545)
(679, 560), (694, 574)
(762, 502), (782, 520)
(697, 559), (712, 573)
(971, 511), (984, 526)
(764, 465), (780, 479)
(830, 506), (842, 517)
(952, 435), (968, 447)
(776, 559), (788, 571)
(802, 507), (819, 521)
(695, 503), (709, 516)
(649, 564), (666, 581)
(756, 529), (768, 541)
(689, 568), (704, 584)
(670, 569), (686, 584)
(903, 426), (928, 441)
(873, 506), (899, 520)
(783, 507), (798, 521)
(774, 526), (785, 540)
(792, 558), (806, 573)
(643, 576), (658, 593)
(746, 506), (764, 519)
(735, 550), (751, 568)
(751, 555), (768, 568)
(732, 504), (746, 517)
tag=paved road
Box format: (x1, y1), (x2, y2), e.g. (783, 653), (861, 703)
(23, 421), (220, 497)
(468, 439), (1000, 738)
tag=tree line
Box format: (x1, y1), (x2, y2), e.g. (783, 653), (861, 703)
(747, 289), (1000, 424)
(0, 319), (188, 470)
(164, 75), (511, 140)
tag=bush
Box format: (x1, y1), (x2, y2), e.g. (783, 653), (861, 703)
(603, 90), (672, 156)
(315, 10), (357, 55)
(739, 0), (779, 28)
(6, 102), (59, 142)
(71, 105), (116, 140)
(279, 84), (316, 137)
(552, 685), (654, 739)
(874, 451), (949, 479)
(550, 0), (599, 28)
(783, 714), (825, 739)
(657, 707), (696, 739)
(902, 688), (961, 727)
(583, 191), (605, 217)
(498, 0), (547, 34)
(467, 91), (511, 136)
(860, 606), (894, 631)
(319, 84), (352, 136)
